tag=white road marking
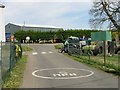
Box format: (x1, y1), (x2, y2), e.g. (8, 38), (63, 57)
(53, 74), (61, 77)
(32, 52), (38, 55)
(59, 71), (68, 76)
(73, 73), (77, 76)
(48, 51), (53, 54)
(69, 73), (72, 76)
(41, 52), (47, 54)
(32, 68), (94, 80)
(57, 74), (61, 76)
(61, 74), (65, 76)
(69, 73), (77, 76)
(53, 74), (57, 77)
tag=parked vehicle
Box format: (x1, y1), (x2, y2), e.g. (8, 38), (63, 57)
(61, 36), (80, 54)
(82, 41), (120, 56)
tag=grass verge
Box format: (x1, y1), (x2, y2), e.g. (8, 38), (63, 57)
(54, 44), (120, 76)
(54, 44), (63, 49)
(2, 55), (27, 88)
(2, 45), (32, 88)
(22, 45), (33, 52)
(64, 53), (120, 76)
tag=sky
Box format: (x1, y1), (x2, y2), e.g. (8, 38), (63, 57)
(1, 0), (95, 30)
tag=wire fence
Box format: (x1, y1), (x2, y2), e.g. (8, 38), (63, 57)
(61, 43), (120, 75)
(0, 41), (22, 89)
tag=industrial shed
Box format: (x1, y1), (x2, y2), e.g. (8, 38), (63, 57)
(5, 23), (62, 41)
(5, 23), (62, 34)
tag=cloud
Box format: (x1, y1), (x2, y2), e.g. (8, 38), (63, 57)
(4, 2), (93, 29)
(3, 0), (92, 2)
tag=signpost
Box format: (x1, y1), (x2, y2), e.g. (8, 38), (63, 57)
(91, 31), (112, 66)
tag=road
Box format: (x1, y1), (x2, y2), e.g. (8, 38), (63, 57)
(20, 44), (118, 88)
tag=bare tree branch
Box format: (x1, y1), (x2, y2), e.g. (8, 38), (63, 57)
(89, 0), (120, 31)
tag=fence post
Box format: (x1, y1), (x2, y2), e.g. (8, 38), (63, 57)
(9, 42), (12, 71)
(103, 40), (106, 66)
(9, 42), (13, 71)
(88, 45), (91, 61)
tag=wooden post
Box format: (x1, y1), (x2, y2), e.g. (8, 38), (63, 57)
(103, 40), (108, 66)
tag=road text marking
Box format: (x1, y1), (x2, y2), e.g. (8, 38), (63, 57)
(32, 68), (94, 80)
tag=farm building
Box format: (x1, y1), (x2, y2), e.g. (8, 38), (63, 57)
(5, 23), (62, 33)
(5, 23), (63, 41)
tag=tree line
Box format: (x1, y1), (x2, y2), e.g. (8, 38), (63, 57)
(14, 29), (99, 43)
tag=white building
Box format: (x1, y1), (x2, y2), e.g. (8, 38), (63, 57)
(0, 4), (5, 42)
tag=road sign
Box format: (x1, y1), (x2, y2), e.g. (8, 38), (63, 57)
(91, 31), (112, 41)
(91, 31), (112, 66)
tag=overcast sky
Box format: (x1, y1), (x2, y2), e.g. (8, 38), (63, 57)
(1, 0), (94, 29)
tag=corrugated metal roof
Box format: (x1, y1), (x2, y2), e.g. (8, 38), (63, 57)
(10, 23), (62, 29)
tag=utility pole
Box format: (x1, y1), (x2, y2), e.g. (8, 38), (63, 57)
(0, 4), (5, 90)
(0, 4), (5, 42)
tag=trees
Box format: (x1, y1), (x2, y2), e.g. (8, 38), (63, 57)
(14, 29), (98, 43)
(89, 0), (120, 31)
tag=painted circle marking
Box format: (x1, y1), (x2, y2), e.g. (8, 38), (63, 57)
(32, 68), (94, 79)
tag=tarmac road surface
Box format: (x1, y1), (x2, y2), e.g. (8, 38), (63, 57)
(20, 44), (118, 88)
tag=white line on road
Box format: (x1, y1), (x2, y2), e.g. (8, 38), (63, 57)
(32, 52), (38, 55)
(48, 51), (53, 54)
(41, 52), (47, 54)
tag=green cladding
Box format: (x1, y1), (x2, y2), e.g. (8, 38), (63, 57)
(91, 31), (112, 41)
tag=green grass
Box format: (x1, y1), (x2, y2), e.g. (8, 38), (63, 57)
(2, 45), (33, 88)
(54, 44), (63, 49)
(22, 45), (33, 52)
(2, 55), (27, 88)
(54, 44), (120, 75)
(63, 53), (120, 76)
